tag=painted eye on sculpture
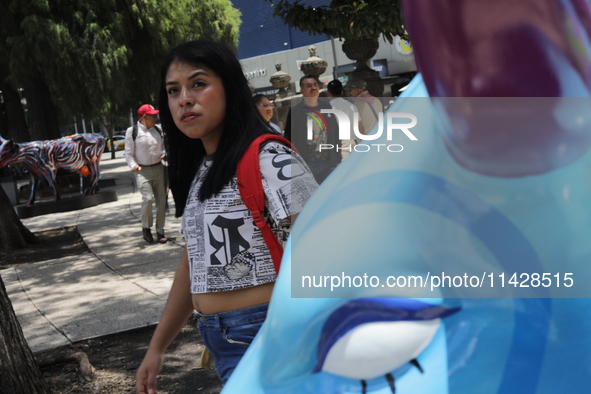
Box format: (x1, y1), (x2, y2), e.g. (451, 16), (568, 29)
(314, 298), (460, 394)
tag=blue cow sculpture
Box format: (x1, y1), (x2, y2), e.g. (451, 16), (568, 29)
(223, 0), (591, 393)
(0, 134), (105, 205)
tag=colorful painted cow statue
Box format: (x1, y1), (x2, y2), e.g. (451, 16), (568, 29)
(0, 133), (105, 205)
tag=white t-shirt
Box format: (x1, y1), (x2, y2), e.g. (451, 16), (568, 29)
(330, 97), (358, 141)
(330, 97), (359, 160)
(181, 142), (318, 294)
(270, 122), (282, 134)
(354, 93), (383, 134)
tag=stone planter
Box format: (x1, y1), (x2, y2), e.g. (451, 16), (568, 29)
(270, 62), (292, 99)
(342, 39), (379, 71)
(342, 39), (384, 96)
(299, 46), (328, 77)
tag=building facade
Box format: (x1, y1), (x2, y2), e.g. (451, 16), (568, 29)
(231, 0), (417, 97)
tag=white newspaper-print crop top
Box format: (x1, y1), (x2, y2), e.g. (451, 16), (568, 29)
(181, 142), (318, 294)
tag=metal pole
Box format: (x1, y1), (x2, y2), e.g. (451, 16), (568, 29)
(74, 117), (78, 134)
(82, 115), (87, 133)
(129, 108), (134, 127)
(331, 36), (339, 80)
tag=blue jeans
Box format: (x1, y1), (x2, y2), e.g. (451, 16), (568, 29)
(195, 303), (268, 383)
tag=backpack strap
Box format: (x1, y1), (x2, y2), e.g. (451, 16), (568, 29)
(356, 97), (379, 121)
(133, 124), (163, 141)
(236, 133), (294, 275)
(366, 100), (379, 121)
(155, 123), (164, 139)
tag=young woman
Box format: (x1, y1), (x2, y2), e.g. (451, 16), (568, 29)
(253, 93), (282, 134)
(135, 40), (318, 393)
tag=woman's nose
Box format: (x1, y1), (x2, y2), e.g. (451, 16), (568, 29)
(180, 88), (194, 106)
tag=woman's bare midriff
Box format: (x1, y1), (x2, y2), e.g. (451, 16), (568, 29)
(192, 282), (275, 315)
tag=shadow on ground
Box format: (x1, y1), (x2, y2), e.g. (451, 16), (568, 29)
(3, 226), (221, 393)
(37, 318), (222, 394)
(0, 226), (90, 268)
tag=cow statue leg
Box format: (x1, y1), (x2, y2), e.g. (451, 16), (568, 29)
(46, 169), (61, 202)
(32, 162), (61, 202)
(81, 134), (104, 196)
(28, 175), (39, 205)
(27, 169), (60, 204)
(84, 160), (101, 195)
(27, 169), (59, 204)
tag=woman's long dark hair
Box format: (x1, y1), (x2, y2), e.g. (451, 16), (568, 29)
(159, 40), (271, 217)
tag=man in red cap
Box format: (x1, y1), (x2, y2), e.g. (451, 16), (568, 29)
(125, 104), (168, 243)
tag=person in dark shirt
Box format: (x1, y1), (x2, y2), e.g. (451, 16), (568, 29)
(284, 75), (341, 183)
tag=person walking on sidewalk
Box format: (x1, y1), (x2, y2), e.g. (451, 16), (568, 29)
(125, 104), (168, 244)
(284, 74), (341, 183)
(326, 79), (358, 160)
(135, 40), (317, 393)
(345, 77), (383, 135)
(254, 94), (282, 134)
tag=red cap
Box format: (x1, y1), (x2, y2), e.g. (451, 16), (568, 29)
(138, 104), (159, 117)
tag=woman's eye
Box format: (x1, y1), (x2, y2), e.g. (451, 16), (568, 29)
(167, 87), (178, 95)
(193, 80), (206, 88)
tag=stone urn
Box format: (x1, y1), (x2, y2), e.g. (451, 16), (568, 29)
(299, 45), (328, 77)
(342, 39), (383, 96)
(269, 62), (292, 99)
(269, 62), (293, 130)
(342, 39), (379, 72)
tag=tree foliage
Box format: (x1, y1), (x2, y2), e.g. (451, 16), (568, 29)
(0, 0), (241, 141)
(267, 0), (405, 43)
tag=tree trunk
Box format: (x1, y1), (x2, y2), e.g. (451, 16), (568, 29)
(0, 276), (50, 394)
(108, 125), (116, 160)
(0, 82), (30, 142)
(101, 116), (117, 160)
(0, 183), (37, 253)
(23, 77), (61, 141)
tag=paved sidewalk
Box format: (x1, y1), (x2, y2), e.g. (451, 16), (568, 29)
(1, 157), (184, 353)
